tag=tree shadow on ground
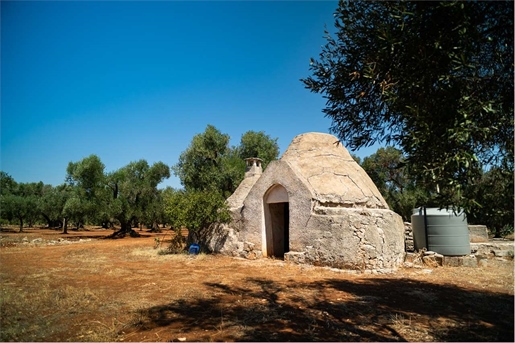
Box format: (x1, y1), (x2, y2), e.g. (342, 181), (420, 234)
(133, 276), (514, 342)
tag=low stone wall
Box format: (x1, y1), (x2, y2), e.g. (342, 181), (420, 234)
(404, 240), (513, 269)
(404, 222), (414, 252)
(468, 225), (489, 242)
(470, 241), (514, 258)
(403, 221), (513, 268)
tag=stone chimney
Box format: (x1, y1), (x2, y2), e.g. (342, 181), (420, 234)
(244, 157), (262, 178)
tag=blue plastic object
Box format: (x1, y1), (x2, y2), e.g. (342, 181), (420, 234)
(188, 243), (200, 255)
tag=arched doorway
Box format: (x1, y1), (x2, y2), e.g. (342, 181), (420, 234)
(263, 184), (289, 258)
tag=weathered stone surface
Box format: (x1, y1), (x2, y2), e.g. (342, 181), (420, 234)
(284, 251), (306, 264)
(226, 175), (260, 211)
(443, 256), (463, 267)
(200, 132), (405, 271)
(199, 223), (241, 255)
(434, 253), (444, 266)
(404, 222), (414, 252)
(243, 241), (256, 252)
(494, 249), (514, 258)
(462, 255), (478, 268)
(300, 210), (404, 270)
(281, 133), (388, 209)
(468, 225), (489, 243)
(470, 241), (514, 259)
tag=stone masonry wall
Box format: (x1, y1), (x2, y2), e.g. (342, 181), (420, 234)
(404, 222), (414, 252)
(285, 209), (405, 271)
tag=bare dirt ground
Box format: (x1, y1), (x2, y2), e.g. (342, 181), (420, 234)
(1, 226), (513, 342)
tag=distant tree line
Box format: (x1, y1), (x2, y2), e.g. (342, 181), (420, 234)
(0, 126), (280, 240)
(0, 157), (171, 237)
(1, 125), (512, 239)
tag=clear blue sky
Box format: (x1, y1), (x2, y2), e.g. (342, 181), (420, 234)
(1, 1), (381, 189)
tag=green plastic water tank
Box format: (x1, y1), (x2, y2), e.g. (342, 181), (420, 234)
(411, 207), (471, 256)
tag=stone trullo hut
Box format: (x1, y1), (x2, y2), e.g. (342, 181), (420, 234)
(200, 132), (405, 271)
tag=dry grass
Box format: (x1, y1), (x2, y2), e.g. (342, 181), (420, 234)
(0, 228), (513, 342)
(0, 283), (122, 342)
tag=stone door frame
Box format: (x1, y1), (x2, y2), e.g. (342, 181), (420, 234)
(263, 184), (290, 258)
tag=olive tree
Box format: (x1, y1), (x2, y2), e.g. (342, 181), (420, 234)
(0, 180), (43, 232)
(38, 184), (71, 231)
(173, 125), (280, 197)
(107, 160), (170, 236)
(302, 1), (513, 213)
(237, 130), (280, 170)
(465, 167), (514, 237)
(173, 125), (232, 195)
(163, 187), (231, 250)
(65, 155), (107, 229)
(169, 126), (279, 252)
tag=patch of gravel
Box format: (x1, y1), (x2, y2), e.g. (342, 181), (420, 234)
(4, 237), (94, 246)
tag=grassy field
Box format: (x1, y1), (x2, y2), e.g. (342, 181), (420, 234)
(1, 227), (513, 342)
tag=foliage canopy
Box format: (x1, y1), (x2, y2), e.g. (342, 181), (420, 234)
(237, 130), (280, 171)
(107, 160), (170, 233)
(0, 177), (44, 232)
(173, 125), (279, 197)
(302, 0), (514, 212)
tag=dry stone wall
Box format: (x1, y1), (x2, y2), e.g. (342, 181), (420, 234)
(285, 209), (405, 270)
(404, 222), (414, 252)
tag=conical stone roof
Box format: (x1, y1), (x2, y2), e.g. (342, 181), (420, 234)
(281, 132), (388, 209)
